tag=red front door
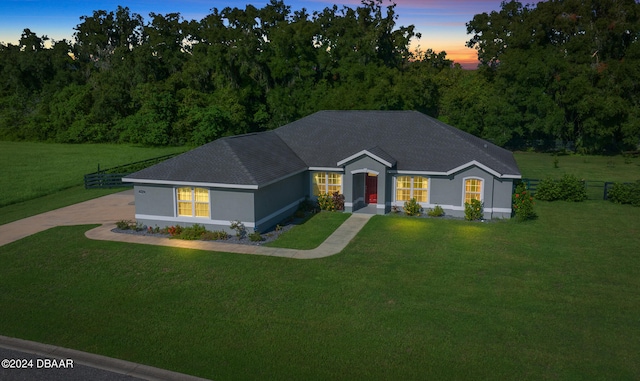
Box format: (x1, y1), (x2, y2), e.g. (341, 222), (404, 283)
(366, 175), (378, 204)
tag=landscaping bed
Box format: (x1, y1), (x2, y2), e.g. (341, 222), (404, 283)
(112, 218), (299, 246)
(112, 203), (354, 249)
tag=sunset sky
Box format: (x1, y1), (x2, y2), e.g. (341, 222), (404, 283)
(0, 0), (507, 68)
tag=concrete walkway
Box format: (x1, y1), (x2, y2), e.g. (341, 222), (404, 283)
(85, 213), (371, 259)
(0, 189), (372, 258)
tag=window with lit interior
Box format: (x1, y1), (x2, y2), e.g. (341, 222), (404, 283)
(177, 187), (210, 217)
(313, 172), (342, 195)
(396, 176), (428, 202)
(464, 178), (483, 204)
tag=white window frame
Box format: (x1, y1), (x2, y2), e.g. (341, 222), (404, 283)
(176, 187), (210, 218)
(462, 177), (484, 205)
(394, 175), (429, 203)
(312, 172), (343, 196)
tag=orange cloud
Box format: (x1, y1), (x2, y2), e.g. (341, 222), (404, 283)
(450, 47), (480, 69)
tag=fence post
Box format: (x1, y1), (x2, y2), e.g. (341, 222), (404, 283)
(603, 182), (612, 200)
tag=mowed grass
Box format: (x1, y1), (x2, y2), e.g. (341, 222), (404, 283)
(514, 151), (640, 181)
(0, 141), (186, 207)
(0, 142), (186, 224)
(266, 212), (351, 249)
(1, 148), (640, 379)
(1, 200), (639, 380)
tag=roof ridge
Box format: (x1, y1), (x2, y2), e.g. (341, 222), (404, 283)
(273, 128), (311, 167)
(223, 131), (261, 139)
(426, 115), (515, 175)
(221, 138), (258, 185)
(271, 131), (307, 167)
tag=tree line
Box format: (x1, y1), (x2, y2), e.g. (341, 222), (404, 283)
(0, 0), (638, 152)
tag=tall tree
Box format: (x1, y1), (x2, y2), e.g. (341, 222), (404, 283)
(467, 0), (640, 152)
(0, 0), (442, 146)
(74, 6), (143, 70)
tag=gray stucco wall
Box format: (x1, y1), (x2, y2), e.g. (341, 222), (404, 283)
(491, 178), (514, 209)
(350, 173), (366, 210)
(395, 166), (514, 219)
(343, 156), (388, 214)
(428, 177), (457, 207)
(133, 165), (515, 233)
(254, 171), (307, 232)
(211, 189), (255, 224)
(133, 184), (256, 234)
(132, 172), (307, 234)
(133, 185), (175, 217)
(384, 173), (392, 213)
(489, 178), (515, 219)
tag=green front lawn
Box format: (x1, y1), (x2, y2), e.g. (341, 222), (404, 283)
(266, 212), (351, 249)
(1, 200), (638, 380)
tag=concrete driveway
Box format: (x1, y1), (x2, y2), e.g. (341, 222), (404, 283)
(0, 190), (135, 247)
(1, 189), (373, 259)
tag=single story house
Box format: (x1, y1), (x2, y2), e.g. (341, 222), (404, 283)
(124, 110), (521, 233)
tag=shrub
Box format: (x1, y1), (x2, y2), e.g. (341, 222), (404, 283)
(202, 230), (229, 241)
(116, 220), (132, 230)
(317, 192), (345, 211)
(464, 199), (484, 221)
(403, 198), (422, 216)
(229, 220), (247, 238)
(316, 193), (335, 211)
(116, 220), (144, 231)
(297, 197), (316, 213)
(558, 174), (587, 201)
(167, 225), (183, 237)
(294, 197), (316, 218)
(427, 205), (445, 217)
(178, 224), (207, 240)
(249, 230), (264, 242)
(512, 183), (537, 221)
(608, 181), (640, 206)
(535, 175), (586, 202)
(534, 178), (561, 201)
(332, 192), (345, 211)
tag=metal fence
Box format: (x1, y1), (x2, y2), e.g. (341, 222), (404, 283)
(84, 172), (133, 189)
(84, 153), (182, 189)
(520, 178), (619, 201)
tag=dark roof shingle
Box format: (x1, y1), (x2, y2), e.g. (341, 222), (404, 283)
(125, 131), (306, 186)
(126, 110), (520, 187)
(275, 110), (520, 176)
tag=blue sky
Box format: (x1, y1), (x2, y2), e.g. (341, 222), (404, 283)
(0, 0), (507, 68)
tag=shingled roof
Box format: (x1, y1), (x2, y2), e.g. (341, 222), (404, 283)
(125, 110), (520, 187)
(124, 131), (307, 188)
